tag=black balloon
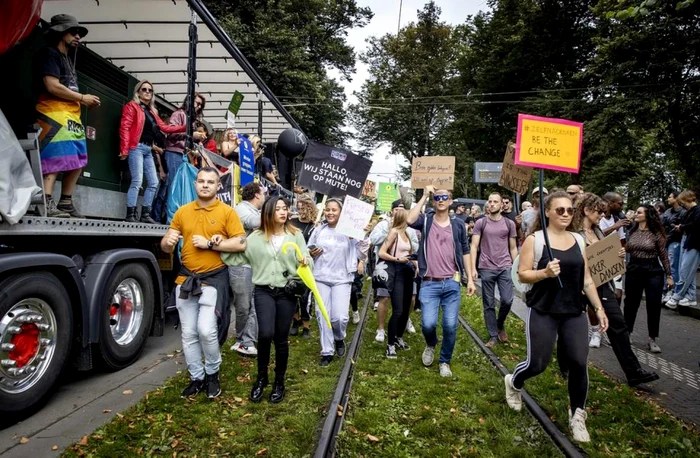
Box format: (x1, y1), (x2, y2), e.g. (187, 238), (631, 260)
(277, 128), (307, 158)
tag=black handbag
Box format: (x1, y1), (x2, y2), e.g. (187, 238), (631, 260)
(284, 278), (309, 298)
(372, 239), (399, 292)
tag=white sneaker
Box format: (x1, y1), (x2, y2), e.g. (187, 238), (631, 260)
(569, 408), (591, 442)
(662, 291), (672, 304)
(422, 346), (435, 367)
(679, 298), (698, 307)
(231, 342), (258, 356)
(406, 318), (416, 334)
(375, 329), (385, 343)
(439, 363), (452, 377)
(504, 374), (522, 411)
(589, 330), (601, 348)
(352, 311), (360, 324)
(648, 340), (661, 353)
(373, 301), (379, 311)
(666, 297), (679, 309)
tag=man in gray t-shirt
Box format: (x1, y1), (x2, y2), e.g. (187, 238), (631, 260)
(471, 193), (518, 347)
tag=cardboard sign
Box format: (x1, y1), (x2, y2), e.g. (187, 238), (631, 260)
(362, 180), (377, 199)
(238, 135), (255, 186)
(499, 142), (533, 195)
(515, 114), (583, 173)
(297, 141), (372, 198)
(335, 195), (374, 240)
(377, 182), (400, 212)
(411, 156), (455, 190)
(585, 232), (626, 288)
(227, 90), (244, 116)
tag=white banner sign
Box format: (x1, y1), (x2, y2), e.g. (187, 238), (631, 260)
(335, 195), (374, 239)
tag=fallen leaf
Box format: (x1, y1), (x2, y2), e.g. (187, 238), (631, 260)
(366, 434), (380, 443)
(166, 414), (173, 423)
(302, 369), (309, 375)
(234, 397), (243, 402)
(122, 390), (133, 395)
(256, 448), (268, 455)
(478, 417), (485, 424)
(102, 409), (112, 413)
(242, 413), (252, 418)
(450, 408), (457, 413)
(348, 426), (359, 434)
(116, 413), (124, 419)
(19, 437), (30, 444)
(78, 435), (89, 446)
(52, 445), (58, 451)
(171, 439), (179, 448)
(92, 435), (103, 440)
(403, 430), (409, 437)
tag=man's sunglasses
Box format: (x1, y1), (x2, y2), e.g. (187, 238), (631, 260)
(67, 28), (82, 36)
(554, 207), (574, 216)
(433, 195), (450, 202)
(140, 87), (154, 93)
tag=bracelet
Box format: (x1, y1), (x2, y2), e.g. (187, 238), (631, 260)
(591, 305), (603, 312)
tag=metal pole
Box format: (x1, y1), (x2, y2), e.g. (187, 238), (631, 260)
(185, 9), (198, 150)
(538, 169), (562, 287)
(258, 97), (263, 139)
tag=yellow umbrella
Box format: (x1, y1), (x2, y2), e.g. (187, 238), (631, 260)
(282, 242), (332, 329)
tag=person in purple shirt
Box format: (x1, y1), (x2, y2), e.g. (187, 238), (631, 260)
(406, 186), (476, 378)
(470, 193), (518, 348)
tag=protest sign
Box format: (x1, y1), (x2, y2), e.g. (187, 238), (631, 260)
(297, 141), (372, 198)
(585, 232), (626, 288)
(335, 195), (374, 240)
(216, 173), (233, 207)
(238, 135), (255, 186)
(411, 156), (455, 190)
(362, 180), (377, 199)
(377, 182), (400, 212)
(515, 114), (583, 174)
(499, 141), (533, 195)
(227, 91), (244, 116)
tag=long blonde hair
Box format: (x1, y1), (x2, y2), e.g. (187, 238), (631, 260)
(133, 79), (156, 109)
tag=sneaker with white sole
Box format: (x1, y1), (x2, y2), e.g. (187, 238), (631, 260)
(386, 345), (397, 359)
(439, 363), (452, 377)
(569, 408), (591, 442)
(375, 329), (385, 343)
(662, 291), (672, 304)
(352, 310), (360, 324)
(231, 342), (258, 356)
(504, 374), (522, 411)
(589, 330), (601, 348)
(679, 298), (698, 307)
(648, 340), (661, 353)
(406, 318), (416, 334)
(422, 345), (435, 367)
(666, 297), (679, 309)
(373, 301), (379, 311)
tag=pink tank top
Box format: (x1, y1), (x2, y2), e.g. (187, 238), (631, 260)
(393, 232), (411, 258)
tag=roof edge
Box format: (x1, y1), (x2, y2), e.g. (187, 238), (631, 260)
(187, 0), (302, 133)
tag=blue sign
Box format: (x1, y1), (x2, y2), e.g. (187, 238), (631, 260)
(238, 134), (255, 186)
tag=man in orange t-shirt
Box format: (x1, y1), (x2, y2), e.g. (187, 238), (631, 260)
(161, 167), (245, 399)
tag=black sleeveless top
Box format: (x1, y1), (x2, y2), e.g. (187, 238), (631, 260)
(526, 236), (585, 315)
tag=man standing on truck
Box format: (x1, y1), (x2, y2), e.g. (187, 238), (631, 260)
(34, 14), (101, 218)
(161, 167), (246, 399)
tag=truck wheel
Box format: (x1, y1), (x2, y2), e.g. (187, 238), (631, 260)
(0, 272), (73, 423)
(98, 263), (154, 370)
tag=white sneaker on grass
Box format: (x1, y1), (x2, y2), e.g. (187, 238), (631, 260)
(231, 342), (258, 356)
(504, 374), (522, 411)
(352, 310), (360, 324)
(569, 408), (591, 442)
(422, 346), (435, 367)
(406, 318), (416, 334)
(375, 329), (385, 343)
(589, 327), (601, 348)
(373, 301), (379, 311)
(439, 363), (452, 377)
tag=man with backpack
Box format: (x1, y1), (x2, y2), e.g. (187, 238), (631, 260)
(471, 193), (518, 348)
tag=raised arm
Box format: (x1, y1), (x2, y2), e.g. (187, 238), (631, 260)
(407, 185), (434, 225)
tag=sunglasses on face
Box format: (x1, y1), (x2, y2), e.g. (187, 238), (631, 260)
(140, 87), (153, 93)
(433, 195), (450, 202)
(67, 28), (81, 36)
(554, 207), (574, 216)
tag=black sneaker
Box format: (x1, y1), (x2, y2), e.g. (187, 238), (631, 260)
(46, 197), (70, 218)
(319, 355), (333, 367)
(627, 369), (660, 387)
(386, 344), (397, 359)
(57, 198), (84, 218)
(395, 337), (410, 351)
(250, 375), (268, 403)
(206, 372), (221, 399)
(181, 378), (204, 398)
(290, 324), (299, 336)
(269, 380), (285, 404)
(335, 339), (346, 357)
(301, 328), (311, 339)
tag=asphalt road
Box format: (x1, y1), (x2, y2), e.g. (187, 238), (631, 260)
(0, 314), (184, 457)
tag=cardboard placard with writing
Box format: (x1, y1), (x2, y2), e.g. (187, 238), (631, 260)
(499, 142), (533, 195)
(411, 156), (455, 190)
(585, 232), (626, 288)
(335, 195), (375, 240)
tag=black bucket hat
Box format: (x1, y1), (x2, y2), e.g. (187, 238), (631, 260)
(46, 14), (88, 38)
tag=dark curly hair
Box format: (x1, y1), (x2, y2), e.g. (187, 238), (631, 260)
(628, 204), (666, 240)
(241, 182), (263, 202)
(570, 193), (605, 232)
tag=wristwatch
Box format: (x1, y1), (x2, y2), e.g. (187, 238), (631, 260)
(207, 240), (214, 249)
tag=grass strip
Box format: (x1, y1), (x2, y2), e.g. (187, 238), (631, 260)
(461, 295), (700, 457)
(335, 302), (562, 457)
(61, 315), (361, 457)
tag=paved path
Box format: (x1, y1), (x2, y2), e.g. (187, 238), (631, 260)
(477, 282), (700, 427)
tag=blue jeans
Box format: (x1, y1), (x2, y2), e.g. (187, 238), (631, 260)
(176, 285), (221, 380)
(667, 241), (682, 295)
(479, 269), (513, 338)
(127, 143), (158, 208)
(229, 266), (258, 347)
(672, 245), (700, 302)
(419, 279), (461, 364)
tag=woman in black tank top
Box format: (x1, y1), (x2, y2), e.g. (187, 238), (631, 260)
(505, 192), (609, 444)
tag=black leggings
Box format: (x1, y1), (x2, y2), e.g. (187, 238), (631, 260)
(388, 263), (414, 345)
(254, 286), (296, 383)
(624, 265), (664, 339)
(513, 308), (589, 411)
(296, 290), (311, 322)
(350, 273), (363, 312)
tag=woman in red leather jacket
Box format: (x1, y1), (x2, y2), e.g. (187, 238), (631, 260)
(119, 80), (185, 223)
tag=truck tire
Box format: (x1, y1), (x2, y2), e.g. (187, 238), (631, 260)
(98, 263), (154, 370)
(0, 272), (73, 424)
